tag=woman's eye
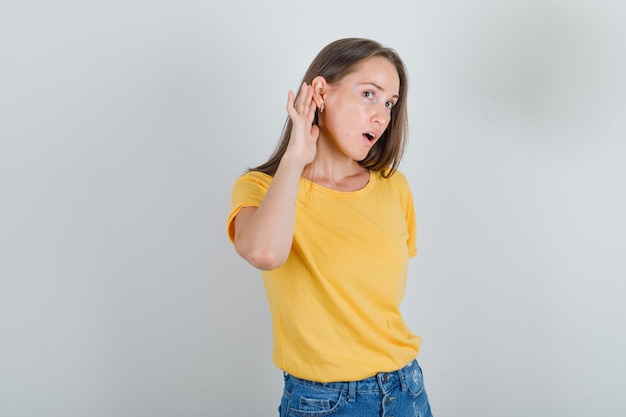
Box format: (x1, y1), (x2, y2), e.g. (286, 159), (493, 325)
(385, 101), (394, 110)
(363, 91), (374, 99)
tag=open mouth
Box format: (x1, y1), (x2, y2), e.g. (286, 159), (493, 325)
(363, 133), (375, 141)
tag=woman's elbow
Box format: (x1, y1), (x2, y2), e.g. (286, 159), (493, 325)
(234, 242), (286, 271)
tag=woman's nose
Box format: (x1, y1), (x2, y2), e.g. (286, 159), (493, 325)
(372, 104), (389, 126)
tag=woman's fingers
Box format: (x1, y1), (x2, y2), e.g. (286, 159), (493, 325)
(287, 83), (319, 146)
(307, 98), (318, 120)
(295, 83), (307, 113)
(283, 83), (320, 163)
(286, 90), (296, 116)
(288, 83), (317, 120)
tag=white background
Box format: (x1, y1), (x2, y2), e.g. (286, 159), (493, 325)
(1, 1), (625, 416)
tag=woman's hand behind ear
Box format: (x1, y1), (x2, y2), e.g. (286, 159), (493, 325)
(284, 82), (320, 166)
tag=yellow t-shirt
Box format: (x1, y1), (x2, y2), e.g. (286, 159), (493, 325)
(226, 170), (421, 382)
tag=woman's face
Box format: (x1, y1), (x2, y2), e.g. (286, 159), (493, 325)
(319, 56), (400, 162)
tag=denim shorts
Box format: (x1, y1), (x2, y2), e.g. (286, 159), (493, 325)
(279, 359), (433, 417)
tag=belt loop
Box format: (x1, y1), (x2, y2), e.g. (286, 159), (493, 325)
(347, 381), (356, 402)
(398, 361), (411, 391)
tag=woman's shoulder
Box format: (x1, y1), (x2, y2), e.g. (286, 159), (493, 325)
(372, 168), (409, 187)
(235, 170), (273, 185)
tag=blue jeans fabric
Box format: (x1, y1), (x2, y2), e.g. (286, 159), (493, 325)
(279, 359), (433, 417)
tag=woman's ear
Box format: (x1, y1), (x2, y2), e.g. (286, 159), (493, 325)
(311, 76), (327, 111)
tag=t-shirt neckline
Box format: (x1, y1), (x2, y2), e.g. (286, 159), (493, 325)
(299, 170), (375, 197)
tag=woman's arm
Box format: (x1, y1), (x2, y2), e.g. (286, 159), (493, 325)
(232, 83), (319, 270)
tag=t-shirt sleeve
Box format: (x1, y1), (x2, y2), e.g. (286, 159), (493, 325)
(395, 171), (418, 258)
(226, 172), (271, 244)
(405, 186), (417, 258)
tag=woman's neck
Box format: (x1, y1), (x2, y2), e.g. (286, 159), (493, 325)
(302, 158), (369, 192)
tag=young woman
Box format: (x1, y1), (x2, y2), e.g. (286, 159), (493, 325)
(227, 38), (433, 417)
